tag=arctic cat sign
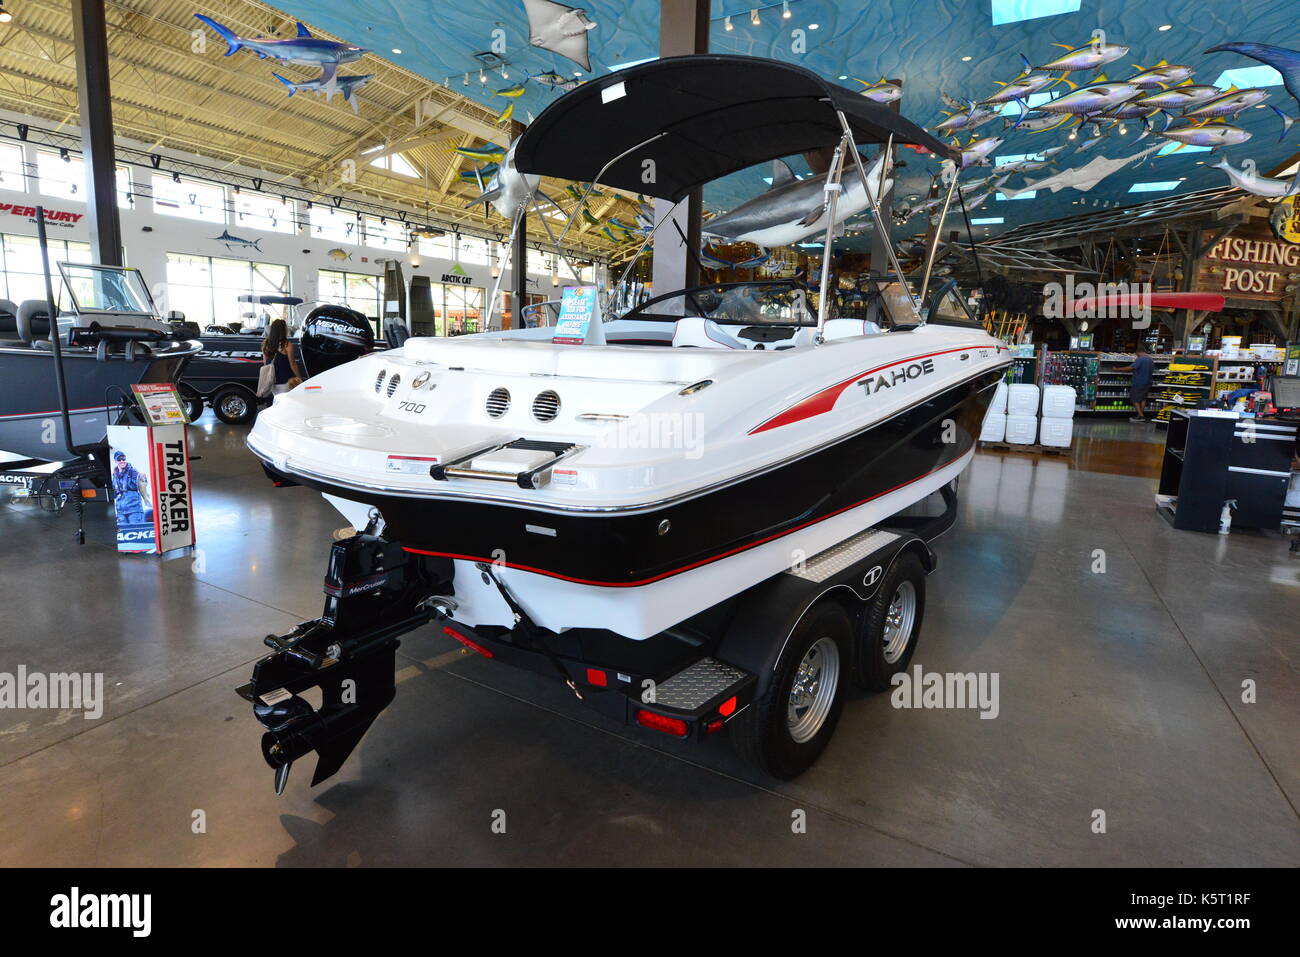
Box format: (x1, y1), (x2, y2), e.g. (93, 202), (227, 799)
(441, 262), (474, 285)
(0, 203), (83, 228)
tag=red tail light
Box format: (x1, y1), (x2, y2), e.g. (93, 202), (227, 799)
(705, 719), (724, 735)
(718, 696), (737, 717)
(586, 668), (607, 687)
(636, 710), (689, 737)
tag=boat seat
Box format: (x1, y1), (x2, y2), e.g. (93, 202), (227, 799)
(17, 300), (52, 347)
(671, 317), (745, 349)
(0, 299), (18, 340)
(822, 318), (882, 340)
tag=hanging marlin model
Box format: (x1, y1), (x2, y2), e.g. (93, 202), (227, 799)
(272, 73), (374, 111)
(523, 0), (597, 72)
(701, 154), (891, 248)
(193, 16), (367, 87)
(213, 230), (263, 253)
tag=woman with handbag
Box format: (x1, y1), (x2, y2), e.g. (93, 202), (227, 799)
(258, 318), (304, 399)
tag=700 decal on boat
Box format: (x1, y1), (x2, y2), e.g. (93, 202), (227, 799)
(857, 358), (935, 396)
(397, 401), (428, 414)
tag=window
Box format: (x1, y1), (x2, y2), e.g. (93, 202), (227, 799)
(417, 232), (453, 259)
(364, 215), (407, 251)
(318, 268), (382, 334)
(457, 235), (490, 265)
(429, 281), (484, 336)
(36, 150), (132, 207)
(0, 143), (25, 192)
(369, 152), (421, 177)
(310, 204), (360, 244)
(164, 253), (290, 329)
(234, 191), (296, 234)
(0, 232), (93, 306)
(152, 173), (225, 223)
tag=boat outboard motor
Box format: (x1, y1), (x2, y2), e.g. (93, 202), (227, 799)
(299, 304), (374, 377)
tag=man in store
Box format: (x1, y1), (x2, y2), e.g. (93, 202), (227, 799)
(1118, 343), (1154, 422)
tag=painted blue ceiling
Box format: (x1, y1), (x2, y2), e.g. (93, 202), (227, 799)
(269, 0), (1300, 247)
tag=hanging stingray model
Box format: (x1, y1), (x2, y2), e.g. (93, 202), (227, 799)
(523, 0), (597, 72)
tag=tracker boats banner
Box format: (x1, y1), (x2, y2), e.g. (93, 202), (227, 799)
(107, 423), (195, 554)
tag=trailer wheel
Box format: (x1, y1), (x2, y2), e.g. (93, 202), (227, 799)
(855, 552), (926, 692)
(211, 385), (257, 425)
(179, 386), (206, 423)
(731, 602), (851, 779)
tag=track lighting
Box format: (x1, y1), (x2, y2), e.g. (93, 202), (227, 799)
(782, 0), (791, 19)
(479, 69), (486, 84)
(463, 72), (469, 85)
(0, 3), (12, 24)
(724, 15), (732, 31)
(750, 8), (761, 26)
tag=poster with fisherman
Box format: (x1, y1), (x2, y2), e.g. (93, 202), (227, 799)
(107, 416), (195, 555)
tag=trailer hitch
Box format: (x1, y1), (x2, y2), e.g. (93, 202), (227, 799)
(236, 529), (451, 793)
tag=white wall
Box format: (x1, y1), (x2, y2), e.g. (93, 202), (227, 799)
(0, 112), (602, 329)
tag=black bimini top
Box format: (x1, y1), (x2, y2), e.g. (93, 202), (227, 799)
(514, 54), (958, 202)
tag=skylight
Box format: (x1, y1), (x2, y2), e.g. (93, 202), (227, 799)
(608, 57), (658, 72)
(990, 0), (1081, 27)
(997, 91), (1059, 115)
(971, 217), (1005, 225)
(995, 153), (1046, 165)
(370, 153), (421, 177)
(996, 191), (1038, 201)
(1128, 181), (1181, 193)
(1213, 65), (1283, 90)
(1157, 141), (1211, 156)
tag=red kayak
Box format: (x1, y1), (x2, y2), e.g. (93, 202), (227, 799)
(1064, 291), (1225, 316)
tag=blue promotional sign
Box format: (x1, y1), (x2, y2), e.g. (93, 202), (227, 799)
(552, 285), (604, 345)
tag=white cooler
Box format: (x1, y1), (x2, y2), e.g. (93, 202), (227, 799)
(1005, 414), (1039, 445)
(1040, 385), (1077, 419)
(980, 411), (1007, 443)
(1038, 417), (1074, 448)
(989, 380), (1009, 415)
(1006, 383), (1040, 417)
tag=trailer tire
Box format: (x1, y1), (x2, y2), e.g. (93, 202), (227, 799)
(855, 552), (925, 692)
(731, 601), (851, 779)
(179, 386), (206, 423)
(211, 385), (257, 425)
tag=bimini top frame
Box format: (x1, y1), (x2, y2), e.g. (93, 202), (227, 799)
(510, 55), (963, 337)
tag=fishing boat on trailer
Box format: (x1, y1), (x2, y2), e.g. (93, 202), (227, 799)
(239, 55), (1010, 788)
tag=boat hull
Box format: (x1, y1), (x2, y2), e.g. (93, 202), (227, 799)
(268, 365), (1003, 637)
(0, 345), (193, 461)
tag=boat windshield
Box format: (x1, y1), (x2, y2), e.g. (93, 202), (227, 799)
(57, 264), (156, 318)
(620, 281), (816, 326)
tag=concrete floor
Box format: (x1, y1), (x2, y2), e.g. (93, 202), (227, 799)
(0, 415), (1297, 866)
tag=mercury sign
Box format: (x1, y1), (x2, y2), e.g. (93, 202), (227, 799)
(1203, 233), (1300, 299)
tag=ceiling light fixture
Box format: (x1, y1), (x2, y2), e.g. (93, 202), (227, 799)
(750, 8), (761, 25)
(391, 48), (402, 55)
(1158, 24), (1172, 31)
(782, 0), (791, 19)
(808, 22), (819, 30)
(724, 15), (732, 31)
(961, 55), (972, 62)
(0, 2), (11, 24)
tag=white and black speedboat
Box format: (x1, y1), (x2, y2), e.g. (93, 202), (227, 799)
(238, 56), (1009, 790)
(0, 260), (199, 464)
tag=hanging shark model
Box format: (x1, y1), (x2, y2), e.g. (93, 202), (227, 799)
(272, 72), (374, 111)
(702, 155), (891, 248)
(523, 0), (597, 72)
(194, 15), (367, 87)
(465, 140), (560, 222)
(1213, 157), (1300, 197)
(212, 230), (263, 253)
